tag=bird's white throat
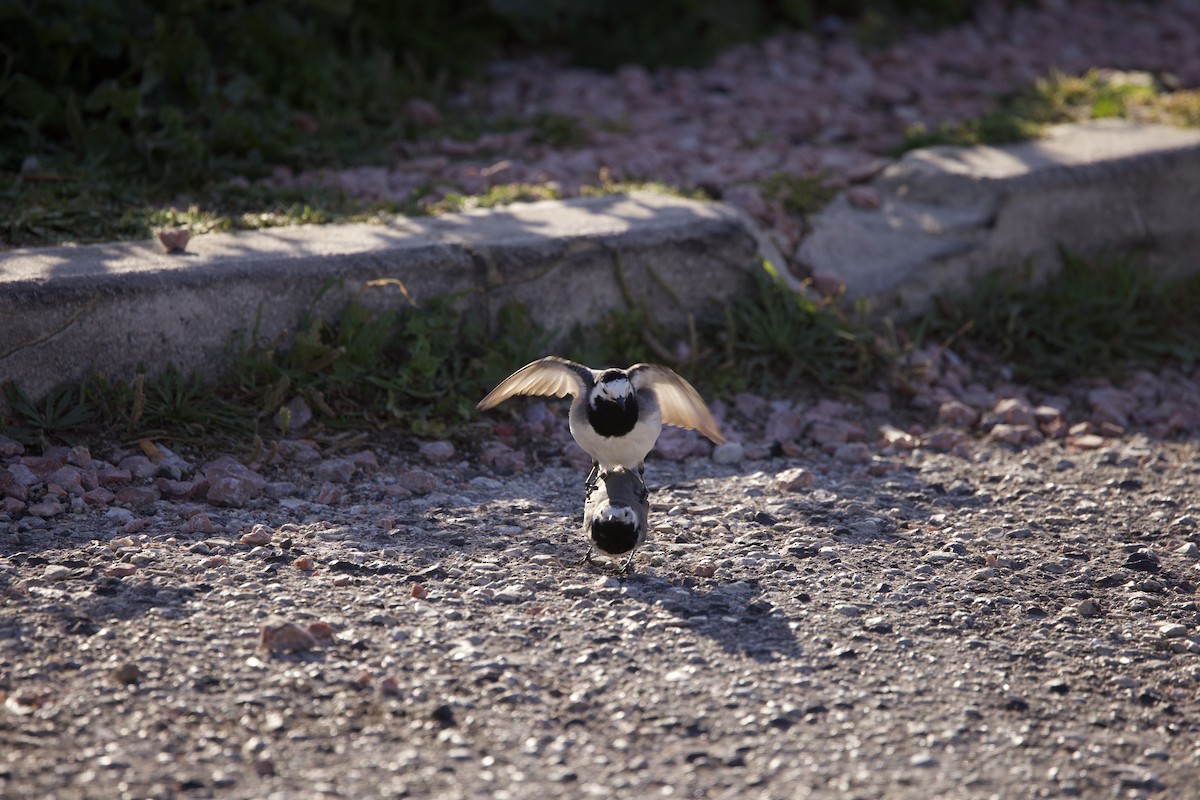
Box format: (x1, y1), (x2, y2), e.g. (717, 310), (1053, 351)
(592, 377), (633, 405)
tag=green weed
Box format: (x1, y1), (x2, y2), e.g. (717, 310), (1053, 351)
(729, 268), (880, 391)
(899, 69), (1200, 153)
(5, 252), (1197, 450)
(224, 282), (555, 438)
(759, 173), (838, 216)
(1, 382), (94, 449)
(924, 253), (1200, 386)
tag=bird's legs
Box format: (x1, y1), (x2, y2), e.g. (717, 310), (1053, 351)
(635, 462), (650, 503)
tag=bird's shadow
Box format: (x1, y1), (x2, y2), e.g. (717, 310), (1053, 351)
(615, 570), (802, 663)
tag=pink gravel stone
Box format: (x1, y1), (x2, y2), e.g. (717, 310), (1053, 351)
(774, 466), (815, 492)
(348, 449), (379, 469)
(988, 423), (1044, 447)
(314, 482), (346, 504)
(396, 470), (438, 495)
(937, 400), (980, 427)
(833, 443), (872, 463)
(923, 430), (970, 453)
(259, 618), (318, 653)
(419, 440), (456, 464)
(1067, 433), (1106, 449)
(98, 466), (133, 486)
(316, 458), (356, 484)
(203, 456), (267, 507)
(993, 397), (1037, 427)
(82, 487), (115, 505)
(240, 524), (273, 546)
(116, 486), (160, 508)
(118, 455), (156, 480)
(0, 467), (28, 501)
(66, 446), (91, 468)
(1087, 387), (1136, 429)
(182, 512), (214, 534)
(765, 404), (805, 444)
(27, 499), (65, 518)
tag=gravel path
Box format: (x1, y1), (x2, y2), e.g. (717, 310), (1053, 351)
(6, 2), (1200, 796)
(3, 368), (1199, 799)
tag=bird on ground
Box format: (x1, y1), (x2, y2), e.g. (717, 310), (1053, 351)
(477, 356), (724, 486)
(582, 466), (650, 571)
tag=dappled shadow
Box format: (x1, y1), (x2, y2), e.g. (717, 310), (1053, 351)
(619, 571), (803, 662)
(0, 191), (721, 282)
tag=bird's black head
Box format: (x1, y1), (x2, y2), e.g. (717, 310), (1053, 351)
(589, 510), (640, 555)
(587, 371), (637, 437)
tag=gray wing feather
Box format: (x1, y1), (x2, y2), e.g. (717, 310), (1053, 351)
(477, 356), (592, 410)
(628, 364), (725, 444)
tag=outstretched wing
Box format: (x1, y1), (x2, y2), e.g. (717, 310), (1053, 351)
(477, 356), (592, 410)
(628, 364), (724, 444)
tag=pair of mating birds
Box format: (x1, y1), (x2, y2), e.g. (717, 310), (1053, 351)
(478, 357), (724, 570)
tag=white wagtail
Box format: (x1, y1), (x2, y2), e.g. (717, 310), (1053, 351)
(477, 357), (724, 484)
(583, 466), (650, 571)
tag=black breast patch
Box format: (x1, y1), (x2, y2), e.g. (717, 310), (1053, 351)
(588, 397), (638, 438)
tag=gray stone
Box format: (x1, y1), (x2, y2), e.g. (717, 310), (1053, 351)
(798, 121), (1200, 316)
(0, 192), (759, 405)
(711, 441), (744, 464)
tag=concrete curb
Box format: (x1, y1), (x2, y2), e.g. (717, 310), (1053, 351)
(4, 121), (1199, 407)
(798, 120), (1200, 315)
(0, 191), (760, 404)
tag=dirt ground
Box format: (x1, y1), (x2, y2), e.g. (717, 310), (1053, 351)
(2, 395), (1198, 800)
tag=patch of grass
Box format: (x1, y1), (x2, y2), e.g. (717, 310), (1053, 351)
(728, 267), (880, 391)
(5, 252), (1197, 450)
(1, 383), (94, 451)
(423, 183), (565, 216)
(0, 259), (886, 448)
(923, 252), (1200, 386)
(759, 173), (838, 216)
(899, 69), (1200, 153)
(0, 161), (408, 248)
(564, 261), (882, 397)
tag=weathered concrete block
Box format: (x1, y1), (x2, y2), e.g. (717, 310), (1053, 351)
(0, 191), (759, 403)
(797, 120), (1200, 316)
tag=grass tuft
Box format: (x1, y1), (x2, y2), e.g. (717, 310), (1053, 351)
(922, 253), (1200, 386)
(3, 253), (1197, 450)
(899, 69), (1200, 153)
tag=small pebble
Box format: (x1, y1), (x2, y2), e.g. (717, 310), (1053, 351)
(1076, 599), (1101, 617)
(711, 441), (744, 464)
(419, 441), (456, 463)
(41, 564), (71, 581)
(240, 524), (273, 546)
(259, 618), (318, 652)
(773, 467), (814, 492)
